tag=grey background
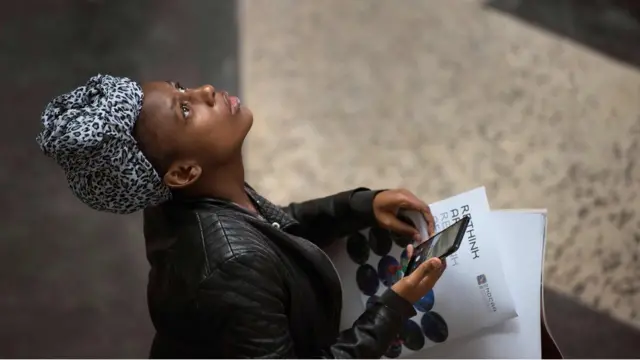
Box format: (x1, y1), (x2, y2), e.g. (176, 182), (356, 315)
(0, 0), (237, 357)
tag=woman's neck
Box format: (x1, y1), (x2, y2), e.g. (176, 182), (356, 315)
(184, 156), (257, 213)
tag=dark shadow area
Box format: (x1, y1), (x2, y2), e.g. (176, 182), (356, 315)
(0, 0), (238, 357)
(485, 0), (640, 69)
(544, 288), (640, 359)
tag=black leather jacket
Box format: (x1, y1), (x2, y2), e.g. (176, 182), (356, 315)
(143, 185), (416, 358)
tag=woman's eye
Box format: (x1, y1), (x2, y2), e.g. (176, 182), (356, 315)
(180, 103), (190, 118)
(176, 82), (187, 93)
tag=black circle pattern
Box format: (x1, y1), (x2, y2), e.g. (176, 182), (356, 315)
(368, 227), (393, 256)
(347, 229), (449, 356)
(420, 311), (449, 343)
(356, 264), (380, 296)
(346, 232), (370, 265)
(400, 319), (425, 351)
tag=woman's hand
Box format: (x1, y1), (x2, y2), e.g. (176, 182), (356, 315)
(372, 189), (435, 242)
(392, 244), (446, 304)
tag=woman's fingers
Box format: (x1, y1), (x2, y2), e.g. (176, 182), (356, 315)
(395, 190), (435, 238)
(397, 189), (430, 214)
(402, 244), (414, 273)
(393, 257), (445, 304)
(381, 214), (420, 240)
(423, 206), (435, 237)
(408, 257), (442, 282)
(405, 244), (414, 259)
(417, 258), (445, 290)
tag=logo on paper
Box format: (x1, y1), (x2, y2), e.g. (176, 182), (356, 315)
(476, 274), (497, 312)
(476, 274), (487, 285)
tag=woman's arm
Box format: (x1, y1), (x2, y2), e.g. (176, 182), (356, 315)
(281, 187), (383, 247)
(197, 250), (415, 358)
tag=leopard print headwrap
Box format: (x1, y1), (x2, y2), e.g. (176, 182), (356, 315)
(36, 74), (172, 214)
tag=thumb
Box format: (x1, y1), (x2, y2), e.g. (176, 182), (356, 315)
(408, 257), (442, 282)
(405, 244), (414, 260)
(417, 258), (444, 291)
(402, 244), (414, 273)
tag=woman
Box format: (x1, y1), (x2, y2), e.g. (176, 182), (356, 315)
(37, 75), (445, 358)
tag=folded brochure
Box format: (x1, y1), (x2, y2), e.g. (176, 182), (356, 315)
(325, 187), (518, 358)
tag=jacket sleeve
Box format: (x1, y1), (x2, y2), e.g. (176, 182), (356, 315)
(197, 250), (416, 359)
(281, 188), (383, 247)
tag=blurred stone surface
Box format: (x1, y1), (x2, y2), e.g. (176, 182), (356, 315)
(240, 0), (640, 329)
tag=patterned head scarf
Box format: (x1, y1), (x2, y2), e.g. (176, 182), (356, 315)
(36, 74), (172, 214)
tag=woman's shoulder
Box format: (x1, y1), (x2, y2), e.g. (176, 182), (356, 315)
(144, 200), (277, 270)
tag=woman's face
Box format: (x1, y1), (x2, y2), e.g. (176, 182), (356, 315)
(137, 81), (253, 187)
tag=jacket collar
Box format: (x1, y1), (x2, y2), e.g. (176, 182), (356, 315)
(244, 184), (299, 229)
(167, 183), (299, 229)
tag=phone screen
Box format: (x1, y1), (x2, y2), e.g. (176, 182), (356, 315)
(405, 217), (469, 276)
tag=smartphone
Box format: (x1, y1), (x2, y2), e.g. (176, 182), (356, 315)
(404, 216), (470, 276)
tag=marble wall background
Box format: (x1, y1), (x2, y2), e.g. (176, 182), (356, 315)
(240, 0), (640, 329)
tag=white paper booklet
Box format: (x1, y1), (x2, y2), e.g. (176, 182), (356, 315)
(325, 187), (518, 358)
(417, 210), (547, 359)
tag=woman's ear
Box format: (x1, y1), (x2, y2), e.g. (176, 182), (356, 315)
(163, 160), (202, 189)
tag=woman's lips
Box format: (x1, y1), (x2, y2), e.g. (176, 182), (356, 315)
(229, 96), (241, 114)
(222, 92), (241, 114)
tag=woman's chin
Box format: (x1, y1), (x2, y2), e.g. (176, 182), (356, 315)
(239, 108), (254, 128)
(236, 110), (253, 142)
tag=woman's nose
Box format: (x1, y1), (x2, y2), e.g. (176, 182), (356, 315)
(194, 84), (216, 106)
